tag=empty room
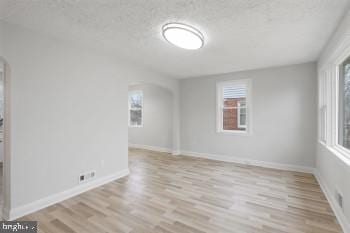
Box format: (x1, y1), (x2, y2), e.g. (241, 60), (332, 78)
(0, 1), (350, 233)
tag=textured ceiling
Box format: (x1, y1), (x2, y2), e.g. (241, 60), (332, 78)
(0, 0), (349, 78)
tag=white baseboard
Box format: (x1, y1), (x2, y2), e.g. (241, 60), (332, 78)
(129, 143), (172, 153)
(314, 170), (350, 233)
(180, 150), (315, 173)
(4, 169), (130, 221)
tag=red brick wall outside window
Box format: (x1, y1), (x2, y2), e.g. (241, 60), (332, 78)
(223, 98), (246, 130)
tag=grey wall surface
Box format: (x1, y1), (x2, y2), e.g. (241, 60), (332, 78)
(180, 62), (317, 167)
(128, 84), (173, 150)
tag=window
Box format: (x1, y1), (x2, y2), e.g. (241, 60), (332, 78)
(338, 57), (350, 150)
(217, 80), (251, 133)
(318, 44), (350, 161)
(128, 91), (143, 127)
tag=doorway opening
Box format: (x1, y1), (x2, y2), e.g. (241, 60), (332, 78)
(127, 83), (174, 157)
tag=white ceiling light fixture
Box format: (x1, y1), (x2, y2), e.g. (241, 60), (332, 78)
(162, 23), (204, 50)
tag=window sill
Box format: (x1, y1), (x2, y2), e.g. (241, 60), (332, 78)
(217, 130), (252, 136)
(321, 143), (350, 167)
(129, 125), (143, 128)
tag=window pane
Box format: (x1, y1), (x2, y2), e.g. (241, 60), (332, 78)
(239, 101), (246, 107)
(130, 93), (142, 108)
(239, 107), (246, 126)
(222, 107), (246, 131)
(339, 58), (350, 149)
(224, 98), (246, 108)
(218, 80), (250, 133)
(223, 108), (237, 130)
(222, 83), (247, 131)
(130, 109), (142, 126)
(223, 85), (246, 107)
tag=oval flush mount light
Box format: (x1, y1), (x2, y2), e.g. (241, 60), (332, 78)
(162, 23), (204, 50)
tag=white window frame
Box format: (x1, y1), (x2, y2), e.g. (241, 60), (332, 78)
(318, 70), (328, 145)
(237, 101), (247, 129)
(318, 42), (350, 163)
(128, 90), (143, 128)
(216, 79), (252, 135)
(334, 55), (350, 159)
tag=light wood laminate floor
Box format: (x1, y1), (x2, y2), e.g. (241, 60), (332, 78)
(20, 148), (342, 233)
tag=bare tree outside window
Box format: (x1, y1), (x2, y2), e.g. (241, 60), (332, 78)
(338, 58), (350, 149)
(129, 91), (143, 127)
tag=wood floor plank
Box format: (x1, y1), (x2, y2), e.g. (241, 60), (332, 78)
(18, 148), (342, 233)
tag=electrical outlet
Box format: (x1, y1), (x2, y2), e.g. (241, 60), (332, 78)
(79, 170), (96, 184)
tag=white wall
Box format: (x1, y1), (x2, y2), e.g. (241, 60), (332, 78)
(1, 21), (178, 218)
(128, 84), (173, 151)
(317, 9), (350, 232)
(180, 62), (317, 168)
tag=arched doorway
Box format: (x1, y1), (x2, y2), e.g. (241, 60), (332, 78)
(128, 83), (174, 152)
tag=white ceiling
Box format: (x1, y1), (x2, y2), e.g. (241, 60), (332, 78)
(0, 0), (349, 78)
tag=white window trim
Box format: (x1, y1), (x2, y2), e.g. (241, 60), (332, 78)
(216, 79), (252, 135)
(318, 42), (350, 163)
(318, 70), (328, 145)
(128, 90), (143, 128)
(334, 57), (350, 159)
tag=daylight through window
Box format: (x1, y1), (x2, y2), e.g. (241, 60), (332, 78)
(338, 57), (350, 150)
(217, 80), (250, 133)
(129, 91), (143, 127)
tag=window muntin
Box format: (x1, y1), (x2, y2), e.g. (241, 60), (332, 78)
(217, 80), (250, 133)
(338, 57), (350, 150)
(129, 91), (143, 127)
